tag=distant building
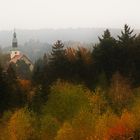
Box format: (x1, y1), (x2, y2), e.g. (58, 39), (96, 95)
(10, 30), (33, 71)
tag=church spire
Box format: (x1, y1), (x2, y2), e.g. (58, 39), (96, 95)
(11, 29), (20, 59)
(12, 29), (18, 48)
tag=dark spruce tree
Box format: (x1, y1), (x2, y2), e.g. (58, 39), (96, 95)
(98, 29), (112, 41)
(6, 64), (27, 109)
(0, 64), (8, 113)
(92, 29), (117, 83)
(30, 40), (68, 99)
(118, 24), (136, 46)
(117, 25), (137, 81)
(49, 40), (67, 80)
(0, 63), (27, 113)
(51, 40), (65, 60)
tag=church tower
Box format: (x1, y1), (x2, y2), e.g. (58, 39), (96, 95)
(10, 30), (20, 59)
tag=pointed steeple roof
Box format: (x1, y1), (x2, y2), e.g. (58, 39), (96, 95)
(12, 29), (18, 48)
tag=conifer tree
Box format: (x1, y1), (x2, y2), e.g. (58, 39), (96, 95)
(118, 24), (136, 46)
(98, 29), (112, 41)
(49, 40), (66, 80)
(93, 29), (117, 80)
(51, 40), (65, 61)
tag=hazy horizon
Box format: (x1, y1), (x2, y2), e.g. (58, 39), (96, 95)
(0, 0), (139, 30)
(0, 27), (132, 32)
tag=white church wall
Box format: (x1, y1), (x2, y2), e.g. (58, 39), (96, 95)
(10, 50), (20, 59)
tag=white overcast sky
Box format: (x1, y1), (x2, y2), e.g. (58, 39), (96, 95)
(0, 0), (139, 30)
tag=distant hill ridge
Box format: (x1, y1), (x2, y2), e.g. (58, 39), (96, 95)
(0, 28), (140, 47)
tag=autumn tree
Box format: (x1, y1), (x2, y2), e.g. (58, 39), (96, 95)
(7, 108), (35, 140)
(42, 80), (89, 122)
(40, 115), (60, 140)
(108, 72), (133, 113)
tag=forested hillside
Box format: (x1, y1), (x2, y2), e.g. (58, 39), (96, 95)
(0, 25), (140, 139)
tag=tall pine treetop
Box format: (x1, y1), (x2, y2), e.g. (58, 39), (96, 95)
(118, 24), (136, 45)
(98, 29), (111, 41)
(51, 40), (65, 59)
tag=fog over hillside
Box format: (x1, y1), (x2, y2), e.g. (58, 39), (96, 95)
(0, 28), (139, 47)
(1, 28), (140, 62)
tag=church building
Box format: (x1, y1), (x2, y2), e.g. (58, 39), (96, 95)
(10, 30), (33, 71)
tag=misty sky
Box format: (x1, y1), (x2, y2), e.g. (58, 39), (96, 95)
(0, 0), (139, 30)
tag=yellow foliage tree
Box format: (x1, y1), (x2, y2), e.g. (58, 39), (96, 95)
(55, 122), (74, 140)
(94, 111), (119, 140)
(7, 108), (34, 140)
(109, 72), (133, 113)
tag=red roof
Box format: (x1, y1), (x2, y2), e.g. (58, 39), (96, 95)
(10, 54), (23, 63)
